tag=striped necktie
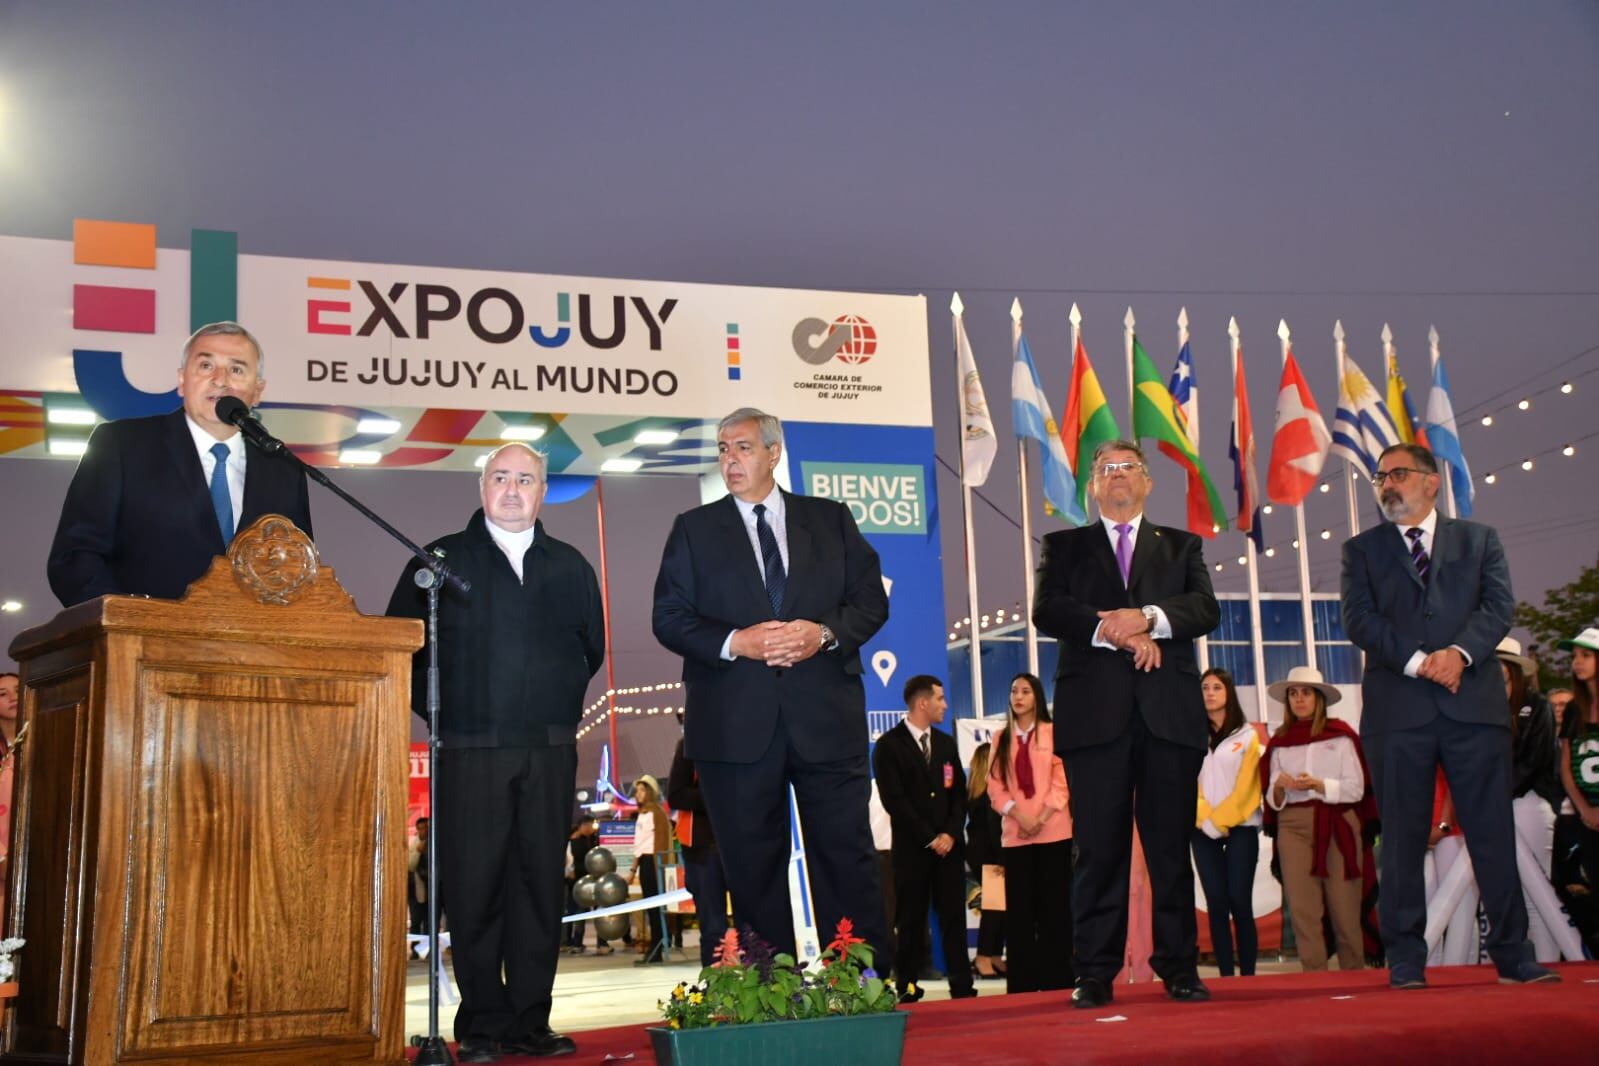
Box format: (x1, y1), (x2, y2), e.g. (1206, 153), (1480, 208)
(1405, 527), (1430, 585)
(752, 503), (786, 613)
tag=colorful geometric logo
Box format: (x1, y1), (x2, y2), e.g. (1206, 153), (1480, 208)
(790, 313), (876, 366)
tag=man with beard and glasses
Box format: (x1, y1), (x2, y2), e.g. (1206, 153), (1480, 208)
(1340, 443), (1557, 990)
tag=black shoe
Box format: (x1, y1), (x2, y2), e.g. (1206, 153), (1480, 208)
(1071, 977), (1113, 1009)
(1497, 960), (1561, 985)
(455, 1037), (500, 1064)
(948, 987), (978, 1000)
(1164, 975), (1211, 1002)
(502, 1027), (577, 1057)
(896, 981), (925, 1004)
(1388, 963), (1428, 990)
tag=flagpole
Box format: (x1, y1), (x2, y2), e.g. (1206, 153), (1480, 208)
(1124, 307), (1137, 432)
(1013, 298), (1040, 677)
(1333, 320), (1361, 537)
(1180, 306), (1210, 673)
(1280, 318), (1318, 672)
(951, 293), (985, 718)
(1430, 325), (1458, 519)
(1232, 317), (1269, 723)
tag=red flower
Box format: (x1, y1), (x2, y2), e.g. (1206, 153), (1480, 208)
(825, 917), (865, 963)
(711, 928), (742, 968)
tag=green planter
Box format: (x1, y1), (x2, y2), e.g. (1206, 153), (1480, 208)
(647, 1010), (907, 1066)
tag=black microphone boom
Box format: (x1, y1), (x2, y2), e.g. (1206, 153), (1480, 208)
(215, 396), (286, 454)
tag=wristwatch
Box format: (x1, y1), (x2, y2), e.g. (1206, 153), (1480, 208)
(1140, 605), (1158, 633)
(818, 624), (838, 651)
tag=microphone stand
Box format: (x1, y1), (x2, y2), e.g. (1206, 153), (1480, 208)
(226, 402), (465, 1065)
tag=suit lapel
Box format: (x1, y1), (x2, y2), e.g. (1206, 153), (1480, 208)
(717, 495), (773, 617)
(779, 491), (809, 618)
(1382, 521), (1425, 590)
(1127, 520), (1161, 593)
(165, 410), (225, 552)
(1086, 522), (1123, 589)
(1427, 516), (1457, 599)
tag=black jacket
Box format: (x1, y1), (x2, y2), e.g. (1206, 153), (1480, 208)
(652, 491), (888, 764)
(872, 721), (966, 856)
(386, 511), (604, 748)
(666, 737), (718, 857)
(1033, 520), (1220, 752)
(48, 408), (313, 605)
(965, 791), (1003, 874)
(1513, 694), (1562, 809)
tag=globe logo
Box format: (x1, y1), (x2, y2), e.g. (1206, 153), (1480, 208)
(828, 315), (877, 364)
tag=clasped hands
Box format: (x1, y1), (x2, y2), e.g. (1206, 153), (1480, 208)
(1097, 608), (1161, 672)
(928, 833), (955, 856)
(1417, 647), (1465, 694)
(730, 619), (825, 668)
(1273, 771), (1324, 796)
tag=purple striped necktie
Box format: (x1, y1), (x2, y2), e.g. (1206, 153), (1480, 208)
(1405, 527), (1430, 584)
(1115, 523), (1134, 586)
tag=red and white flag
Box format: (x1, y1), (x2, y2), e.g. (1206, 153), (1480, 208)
(1266, 346), (1330, 505)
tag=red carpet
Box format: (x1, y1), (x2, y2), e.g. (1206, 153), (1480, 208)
(409, 962), (1599, 1065)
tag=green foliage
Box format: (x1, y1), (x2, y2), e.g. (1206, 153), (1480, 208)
(657, 921), (896, 1031)
(1515, 559), (1599, 689)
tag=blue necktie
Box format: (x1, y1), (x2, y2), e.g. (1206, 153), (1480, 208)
(753, 503), (785, 614)
(210, 441), (235, 546)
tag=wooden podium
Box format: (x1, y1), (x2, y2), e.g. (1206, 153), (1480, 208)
(2, 517), (423, 1066)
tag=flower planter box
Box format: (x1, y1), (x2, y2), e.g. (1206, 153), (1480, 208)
(647, 1010), (906, 1066)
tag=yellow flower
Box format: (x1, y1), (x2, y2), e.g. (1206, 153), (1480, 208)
(906, 982), (917, 993)
(672, 984), (687, 1001)
(670, 1019), (681, 1030)
(689, 992), (703, 1005)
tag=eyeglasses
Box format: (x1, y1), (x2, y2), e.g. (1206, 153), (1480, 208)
(1097, 461), (1146, 477)
(1370, 467), (1431, 488)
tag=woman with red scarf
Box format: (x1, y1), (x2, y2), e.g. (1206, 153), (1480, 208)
(986, 673), (1072, 993)
(1263, 666), (1377, 971)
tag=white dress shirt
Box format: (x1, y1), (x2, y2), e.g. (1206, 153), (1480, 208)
(1090, 513), (1172, 648)
(485, 517), (538, 582)
(187, 416), (245, 533)
(1267, 733), (1365, 808)
(720, 486), (789, 660)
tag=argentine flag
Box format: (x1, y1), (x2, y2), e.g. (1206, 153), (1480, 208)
(1011, 332), (1086, 524)
(1425, 357), (1474, 518)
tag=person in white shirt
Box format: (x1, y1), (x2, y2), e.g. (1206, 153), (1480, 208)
(1191, 668), (1263, 977)
(1262, 666), (1375, 972)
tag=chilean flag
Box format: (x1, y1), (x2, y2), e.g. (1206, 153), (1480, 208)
(1266, 346), (1331, 506)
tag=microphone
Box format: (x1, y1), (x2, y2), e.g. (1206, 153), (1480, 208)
(215, 396), (286, 454)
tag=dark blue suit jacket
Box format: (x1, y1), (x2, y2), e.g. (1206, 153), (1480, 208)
(651, 491), (888, 765)
(1340, 514), (1514, 737)
(48, 409), (314, 606)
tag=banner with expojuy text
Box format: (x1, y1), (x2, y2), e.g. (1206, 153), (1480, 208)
(0, 218), (947, 743)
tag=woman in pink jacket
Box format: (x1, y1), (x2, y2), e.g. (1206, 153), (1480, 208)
(987, 673), (1073, 993)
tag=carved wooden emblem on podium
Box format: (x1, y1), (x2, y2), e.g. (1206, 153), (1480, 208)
(229, 515), (321, 605)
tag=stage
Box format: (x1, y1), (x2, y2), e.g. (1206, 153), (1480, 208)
(410, 962), (1599, 1065)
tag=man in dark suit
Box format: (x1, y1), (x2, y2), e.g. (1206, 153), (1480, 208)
(387, 443), (604, 1061)
(1341, 443), (1557, 988)
(872, 675), (976, 1002)
(652, 407), (890, 964)
(48, 321), (313, 606)
(1033, 440), (1219, 1008)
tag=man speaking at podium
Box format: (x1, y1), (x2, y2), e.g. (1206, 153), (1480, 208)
(47, 321), (313, 606)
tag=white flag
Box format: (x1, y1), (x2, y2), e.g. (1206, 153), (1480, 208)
(955, 311), (997, 486)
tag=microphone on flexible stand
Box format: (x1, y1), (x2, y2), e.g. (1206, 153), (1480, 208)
(214, 396), (287, 454)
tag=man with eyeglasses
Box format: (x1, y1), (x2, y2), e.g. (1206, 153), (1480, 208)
(1034, 440), (1220, 1009)
(1341, 442), (1557, 990)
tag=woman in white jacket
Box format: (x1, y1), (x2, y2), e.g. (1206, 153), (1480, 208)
(1192, 668), (1263, 977)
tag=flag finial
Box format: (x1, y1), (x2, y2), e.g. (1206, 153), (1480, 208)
(1177, 307), (1189, 330)
(1429, 324), (1440, 348)
(1124, 306), (1136, 330)
(1277, 319), (1291, 343)
(1228, 316), (1240, 339)
(950, 292), (964, 316)
(1333, 320), (1345, 342)
(1381, 322), (1393, 346)
(1069, 303), (1081, 328)
(1010, 298), (1023, 323)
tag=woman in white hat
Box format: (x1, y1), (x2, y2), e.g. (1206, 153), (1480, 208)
(1261, 666), (1377, 971)
(1556, 628), (1599, 890)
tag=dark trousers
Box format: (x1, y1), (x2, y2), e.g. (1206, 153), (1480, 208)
(637, 855), (666, 953)
(976, 909), (1005, 957)
(1001, 838), (1074, 993)
(890, 842), (974, 995)
(696, 715), (888, 966)
(436, 744), (575, 1043)
(1191, 825), (1259, 976)
(1365, 714), (1531, 971)
(1062, 714), (1204, 984)
(876, 850), (898, 960)
(562, 878), (585, 948)
(682, 847), (731, 967)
